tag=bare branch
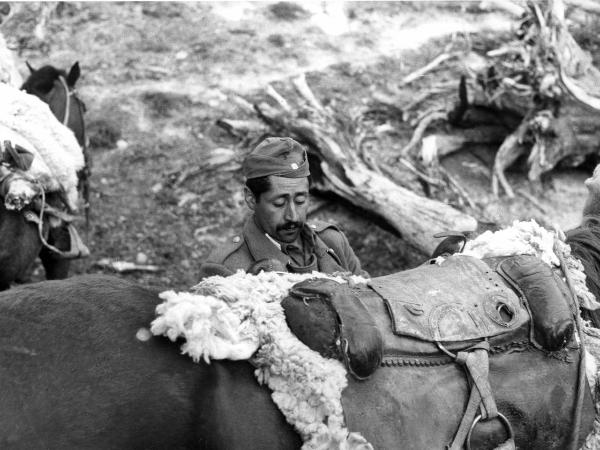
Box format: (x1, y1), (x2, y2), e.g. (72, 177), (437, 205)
(399, 110), (447, 157)
(266, 85), (292, 112)
(292, 73), (324, 112)
(400, 52), (461, 86)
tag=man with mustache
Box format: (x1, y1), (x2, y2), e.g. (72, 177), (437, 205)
(199, 137), (367, 278)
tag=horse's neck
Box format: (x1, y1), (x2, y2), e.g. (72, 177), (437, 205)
(67, 112), (85, 148)
(47, 90), (85, 147)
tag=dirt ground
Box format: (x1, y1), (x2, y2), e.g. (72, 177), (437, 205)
(2, 1), (595, 290)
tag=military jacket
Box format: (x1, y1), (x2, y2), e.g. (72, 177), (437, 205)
(198, 217), (367, 279)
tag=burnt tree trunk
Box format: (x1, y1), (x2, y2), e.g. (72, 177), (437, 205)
(408, 0), (600, 198)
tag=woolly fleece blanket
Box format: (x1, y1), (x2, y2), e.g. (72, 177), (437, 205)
(0, 83), (84, 211)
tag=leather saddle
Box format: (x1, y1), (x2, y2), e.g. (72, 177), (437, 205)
(281, 254), (595, 449)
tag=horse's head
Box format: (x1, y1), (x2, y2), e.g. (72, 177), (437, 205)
(21, 62), (87, 148)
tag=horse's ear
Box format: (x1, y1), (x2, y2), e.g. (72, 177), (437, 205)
(25, 61), (36, 74)
(66, 62), (80, 87)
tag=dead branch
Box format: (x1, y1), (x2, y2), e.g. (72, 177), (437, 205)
(399, 110), (447, 157)
(419, 126), (508, 164)
(491, 118), (530, 198)
(293, 73), (325, 112)
(400, 52), (461, 86)
(266, 84), (292, 112)
(440, 166), (478, 209)
(397, 157), (444, 186)
(516, 188), (549, 213)
(216, 119), (268, 137)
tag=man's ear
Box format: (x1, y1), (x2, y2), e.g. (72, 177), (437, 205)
(244, 186), (256, 211)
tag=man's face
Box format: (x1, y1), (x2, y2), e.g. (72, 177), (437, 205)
(245, 176), (310, 243)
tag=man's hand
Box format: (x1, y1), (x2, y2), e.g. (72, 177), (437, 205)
(248, 258), (286, 275)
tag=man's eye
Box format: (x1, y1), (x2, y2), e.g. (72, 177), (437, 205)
(295, 197), (306, 205)
(273, 200), (285, 207)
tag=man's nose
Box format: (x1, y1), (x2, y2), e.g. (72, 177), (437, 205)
(284, 202), (298, 221)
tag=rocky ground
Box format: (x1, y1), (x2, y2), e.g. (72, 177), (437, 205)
(2, 1), (596, 290)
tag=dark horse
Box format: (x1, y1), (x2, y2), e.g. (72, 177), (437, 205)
(0, 62), (89, 290)
(0, 256), (597, 449)
(0, 275), (301, 449)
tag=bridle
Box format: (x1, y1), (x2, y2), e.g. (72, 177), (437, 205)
(54, 75), (90, 233)
(57, 75), (72, 126)
(56, 74), (87, 144)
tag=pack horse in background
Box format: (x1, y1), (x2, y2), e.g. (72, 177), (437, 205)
(21, 62), (91, 281)
(0, 63), (89, 290)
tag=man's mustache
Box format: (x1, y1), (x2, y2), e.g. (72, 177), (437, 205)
(277, 222), (302, 231)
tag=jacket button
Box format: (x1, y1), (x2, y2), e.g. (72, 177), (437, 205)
(232, 236), (240, 243)
(310, 224), (317, 229)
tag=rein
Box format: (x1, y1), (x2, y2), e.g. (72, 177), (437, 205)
(22, 182), (88, 259)
(56, 74), (90, 237)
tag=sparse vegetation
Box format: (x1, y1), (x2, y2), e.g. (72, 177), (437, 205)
(1, 2), (595, 289)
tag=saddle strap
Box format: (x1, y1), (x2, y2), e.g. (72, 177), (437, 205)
(448, 379), (483, 450)
(24, 209), (90, 259)
(449, 343), (497, 450)
(448, 342), (514, 450)
(457, 344), (497, 420)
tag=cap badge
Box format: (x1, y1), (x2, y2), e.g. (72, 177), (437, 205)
(291, 163), (298, 170)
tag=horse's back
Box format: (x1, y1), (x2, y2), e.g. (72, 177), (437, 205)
(0, 275), (201, 449)
(0, 275), (300, 450)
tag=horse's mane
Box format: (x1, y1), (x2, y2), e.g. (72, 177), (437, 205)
(21, 65), (66, 97)
(566, 215), (600, 326)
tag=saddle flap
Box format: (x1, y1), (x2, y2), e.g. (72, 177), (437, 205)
(370, 256), (529, 342)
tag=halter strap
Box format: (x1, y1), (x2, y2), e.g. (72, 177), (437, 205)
(57, 75), (71, 126)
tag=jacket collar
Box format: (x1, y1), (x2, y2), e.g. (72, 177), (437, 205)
(242, 217), (343, 272)
(243, 217), (290, 266)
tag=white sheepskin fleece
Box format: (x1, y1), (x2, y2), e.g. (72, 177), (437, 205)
(151, 270), (373, 450)
(0, 83), (84, 210)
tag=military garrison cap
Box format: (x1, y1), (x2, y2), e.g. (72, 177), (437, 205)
(242, 137), (310, 180)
